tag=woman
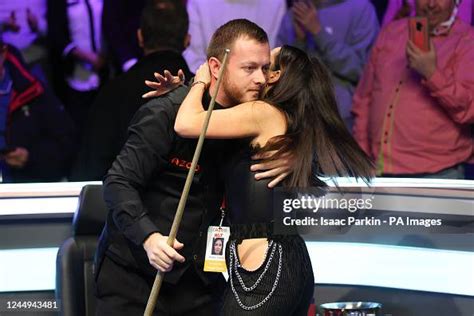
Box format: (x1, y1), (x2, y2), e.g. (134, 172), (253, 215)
(212, 238), (224, 256)
(151, 45), (373, 315)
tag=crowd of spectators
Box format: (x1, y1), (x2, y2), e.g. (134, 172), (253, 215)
(0, 0), (472, 182)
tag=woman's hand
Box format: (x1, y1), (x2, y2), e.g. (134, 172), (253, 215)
(142, 69), (185, 98)
(194, 62), (211, 87)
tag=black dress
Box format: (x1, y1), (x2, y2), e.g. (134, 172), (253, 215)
(221, 141), (314, 315)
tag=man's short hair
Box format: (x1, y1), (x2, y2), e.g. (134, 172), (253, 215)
(207, 19), (268, 61)
(140, 0), (189, 52)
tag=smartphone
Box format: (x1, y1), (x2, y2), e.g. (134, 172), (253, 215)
(409, 17), (429, 52)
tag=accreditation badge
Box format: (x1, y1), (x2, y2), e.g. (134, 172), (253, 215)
(204, 225), (230, 272)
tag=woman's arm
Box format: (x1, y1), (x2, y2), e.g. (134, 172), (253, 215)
(175, 83), (262, 139)
(174, 63), (281, 139)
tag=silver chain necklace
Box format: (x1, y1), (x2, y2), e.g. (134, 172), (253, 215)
(232, 240), (275, 292)
(229, 240), (283, 310)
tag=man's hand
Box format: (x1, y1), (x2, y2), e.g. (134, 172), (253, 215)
(2, 11), (20, 33)
(3, 147), (29, 168)
(406, 40), (437, 79)
(142, 69), (185, 98)
(88, 52), (106, 72)
(292, 1), (322, 36)
(71, 48), (105, 71)
(292, 17), (306, 41)
(26, 8), (39, 33)
(250, 151), (294, 188)
(143, 232), (185, 272)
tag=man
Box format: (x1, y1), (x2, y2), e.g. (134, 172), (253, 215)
(71, 1), (193, 181)
(277, 0), (379, 129)
(47, 0), (105, 145)
(382, 0), (472, 26)
(183, 0), (286, 72)
(101, 0), (188, 74)
(101, 0), (145, 73)
(352, 0), (473, 178)
(95, 19), (289, 315)
(0, 40), (75, 183)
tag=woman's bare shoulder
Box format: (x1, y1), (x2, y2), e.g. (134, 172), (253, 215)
(239, 100), (280, 114)
(246, 101), (287, 132)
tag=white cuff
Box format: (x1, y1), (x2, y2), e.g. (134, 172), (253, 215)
(122, 58), (138, 72)
(62, 43), (77, 58)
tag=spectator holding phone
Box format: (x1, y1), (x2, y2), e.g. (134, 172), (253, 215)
(0, 40), (75, 183)
(382, 0), (472, 26)
(352, 0), (474, 179)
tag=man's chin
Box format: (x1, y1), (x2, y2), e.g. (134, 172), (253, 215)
(243, 91), (260, 102)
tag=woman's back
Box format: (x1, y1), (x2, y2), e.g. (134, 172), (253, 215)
(222, 140), (274, 237)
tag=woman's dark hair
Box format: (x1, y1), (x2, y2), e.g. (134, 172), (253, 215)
(212, 238), (224, 254)
(261, 45), (374, 187)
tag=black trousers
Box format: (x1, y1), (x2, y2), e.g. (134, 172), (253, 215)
(95, 255), (225, 316)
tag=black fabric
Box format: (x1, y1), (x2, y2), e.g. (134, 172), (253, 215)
(221, 142), (314, 314)
(73, 185), (108, 236)
(84, 0), (97, 52)
(70, 50), (193, 181)
(46, 0), (108, 102)
(370, 0), (389, 23)
(46, 0), (71, 60)
(56, 184), (109, 316)
(95, 255), (225, 316)
(230, 222), (274, 240)
(64, 86), (98, 149)
(46, 0), (73, 101)
(223, 142), (273, 230)
(101, 0), (145, 73)
(6, 91), (76, 183)
(223, 236), (314, 315)
(3, 45), (76, 183)
(96, 86), (227, 287)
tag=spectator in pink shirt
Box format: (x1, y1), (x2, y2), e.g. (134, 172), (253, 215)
(352, 0), (474, 178)
(382, 0), (472, 25)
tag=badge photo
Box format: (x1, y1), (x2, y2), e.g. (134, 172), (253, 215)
(204, 225), (230, 272)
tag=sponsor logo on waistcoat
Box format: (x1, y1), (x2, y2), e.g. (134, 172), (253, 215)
(169, 157), (201, 172)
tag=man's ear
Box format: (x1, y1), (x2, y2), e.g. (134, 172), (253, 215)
(184, 33), (191, 50)
(208, 57), (221, 80)
(137, 29), (144, 49)
(268, 70), (281, 84)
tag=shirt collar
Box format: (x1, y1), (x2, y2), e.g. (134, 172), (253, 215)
(200, 84), (224, 110)
(432, 5), (459, 36)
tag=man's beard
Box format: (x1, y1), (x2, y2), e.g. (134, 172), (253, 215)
(222, 76), (260, 106)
